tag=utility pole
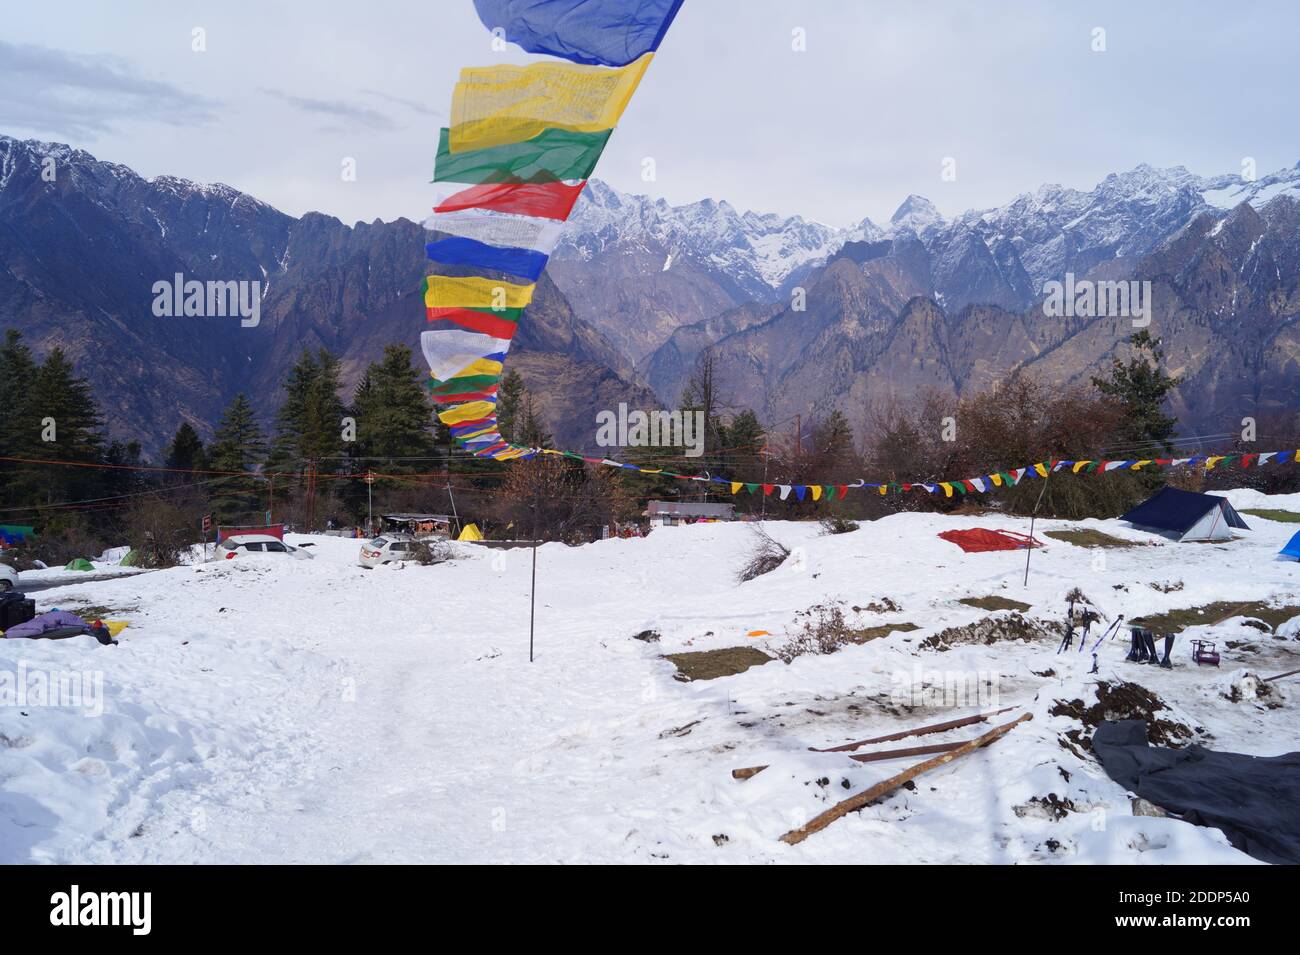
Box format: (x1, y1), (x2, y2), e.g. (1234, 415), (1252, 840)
(446, 478), (461, 537)
(365, 470), (374, 533)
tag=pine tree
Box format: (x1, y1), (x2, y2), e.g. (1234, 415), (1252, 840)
(208, 393), (266, 523)
(0, 330), (39, 507)
(353, 345), (437, 463)
(10, 347), (105, 506)
(164, 422), (208, 475)
(496, 370), (526, 444)
(1091, 331), (1181, 455)
(268, 348), (347, 473)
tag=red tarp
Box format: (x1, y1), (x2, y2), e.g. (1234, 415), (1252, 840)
(938, 528), (1042, 553)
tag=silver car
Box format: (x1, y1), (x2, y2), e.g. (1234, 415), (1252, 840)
(357, 536), (417, 568)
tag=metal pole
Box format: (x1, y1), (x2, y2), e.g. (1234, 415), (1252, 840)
(1023, 464), (1052, 587)
(529, 540), (537, 663)
(366, 472), (373, 534)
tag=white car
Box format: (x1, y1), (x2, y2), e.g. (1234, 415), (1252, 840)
(0, 563), (18, 592)
(217, 534), (314, 560)
(358, 536), (417, 568)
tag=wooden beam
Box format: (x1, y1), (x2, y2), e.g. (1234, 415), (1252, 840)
(810, 706), (1016, 753)
(779, 713), (1032, 846)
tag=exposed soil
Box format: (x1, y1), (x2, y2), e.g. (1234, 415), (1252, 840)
(663, 647), (773, 681)
(1131, 600), (1300, 634)
(959, 595), (1031, 613)
(1240, 508), (1300, 523)
(1049, 680), (1197, 751)
(1043, 529), (1141, 548)
(922, 613), (1059, 652)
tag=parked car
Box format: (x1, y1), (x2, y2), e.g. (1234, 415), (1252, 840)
(0, 563), (18, 592)
(217, 534), (314, 560)
(358, 536), (417, 568)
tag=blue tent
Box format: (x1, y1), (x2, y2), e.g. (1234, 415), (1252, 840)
(1281, 531), (1300, 561)
(1120, 487), (1250, 541)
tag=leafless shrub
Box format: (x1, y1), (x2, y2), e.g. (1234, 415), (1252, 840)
(125, 497), (200, 568)
(819, 516), (859, 535)
(738, 526), (790, 582)
(775, 604), (867, 662)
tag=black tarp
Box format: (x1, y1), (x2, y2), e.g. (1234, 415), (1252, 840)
(1092, 720), (1300, 864)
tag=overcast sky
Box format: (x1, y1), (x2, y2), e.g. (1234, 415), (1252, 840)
(3, 1), (1298, 228)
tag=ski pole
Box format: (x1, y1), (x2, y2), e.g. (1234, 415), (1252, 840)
(1090, 615), (1124, 654)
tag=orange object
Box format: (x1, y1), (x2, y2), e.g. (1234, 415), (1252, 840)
(747, 629), (771, 637)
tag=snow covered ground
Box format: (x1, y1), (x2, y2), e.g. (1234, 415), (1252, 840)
(2, 489), (1297, 864)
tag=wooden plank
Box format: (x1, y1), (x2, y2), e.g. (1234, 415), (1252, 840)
(848, 739), (966, 763)
(779, 713), (1032, 846)
(810, 705), (1016, 753)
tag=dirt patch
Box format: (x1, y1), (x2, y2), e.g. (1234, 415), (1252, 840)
(1131, 600), (1300, 634)
(1013, 793), (1077, 821)
(1241, 508), (1300, 523)
(62, 604), (136, 620)
(848, 623), (918, 643)
(921, 612), (1059, 651)
(959, 595), (1031, 613)
(1219, 671), (1281, 707)
(1043, 529), (1141, 548)
(1049, 680), (1197, 751)
(664, 647), (773, 681)
(851, 597), (901, 613)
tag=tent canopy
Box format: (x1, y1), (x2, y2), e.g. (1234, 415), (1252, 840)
(1120, 487), (1249, 541)
(1281, 531), (1300, 561)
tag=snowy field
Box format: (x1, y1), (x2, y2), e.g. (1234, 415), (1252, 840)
(2, 489), (1297, 864)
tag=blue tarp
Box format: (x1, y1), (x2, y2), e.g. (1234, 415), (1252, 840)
(1120, 486), (1249, 535)
(1282, 530), (1300, 560)
(473, 0), (684, 67)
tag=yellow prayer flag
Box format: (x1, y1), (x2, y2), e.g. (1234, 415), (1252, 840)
(941, 482), (953, 498)
(811, 486), (822, 501)
(730, 482), (742, 495)
(437, 400), (497, 425)
(1033, 463), (1049, 477)
(449, 55), (652, 153)
(424, 275), (534, 310)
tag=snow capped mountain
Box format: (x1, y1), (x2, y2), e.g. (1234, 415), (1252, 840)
(557, 161), (1300, 306)
(1201, 161), (1300, 210)
(557, 179), (883, 302)
(889, 194), (946, 236)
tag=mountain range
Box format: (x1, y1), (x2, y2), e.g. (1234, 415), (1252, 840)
(1, 132), (1297, 455)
